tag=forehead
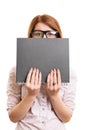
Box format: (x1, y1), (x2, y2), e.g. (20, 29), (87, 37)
(34, 22), (53, 31)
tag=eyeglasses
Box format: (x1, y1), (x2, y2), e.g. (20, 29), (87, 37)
(30, 30), (59, 38)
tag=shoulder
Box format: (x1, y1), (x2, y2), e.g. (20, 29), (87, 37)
(61, 68), (77, 94)
(8, 66), (16, 82)
(61, 68), (77, 86)
(70, 68), (77, 84)
(9, 66), (16, 75)
(8, 66), (25, 86)
(7, 66), (22, 92)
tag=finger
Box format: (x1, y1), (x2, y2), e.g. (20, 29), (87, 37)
(57, 69), (61, 85)
(50, 70), (53, 86)
(38, 71), (42, 86)
(53, 69), (57, 85)
(34, 68), (39, 85)
(31, 68), (36, 84)
(47, 73), (50, 87)
(26, 68), (33, 85)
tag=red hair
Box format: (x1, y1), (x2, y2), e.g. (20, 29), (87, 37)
(28, 14), (62, 38)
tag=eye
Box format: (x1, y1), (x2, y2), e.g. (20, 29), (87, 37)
(34, 32), (41, 36)
(32, 31), (43, 37)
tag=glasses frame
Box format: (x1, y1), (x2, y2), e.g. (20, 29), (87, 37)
(30, 30), (60, 38)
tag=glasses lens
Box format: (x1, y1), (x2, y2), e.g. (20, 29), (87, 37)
(32, 31), (43, 38)
(46, 31), (57, 38)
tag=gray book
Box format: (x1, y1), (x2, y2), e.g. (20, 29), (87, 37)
(16, 38), (69, 83)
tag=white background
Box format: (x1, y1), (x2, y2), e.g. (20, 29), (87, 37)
(0, 0), (87, 129)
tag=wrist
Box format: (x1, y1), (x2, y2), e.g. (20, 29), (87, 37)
(49, 93), (61, 100)
(24, 93), (36, 101)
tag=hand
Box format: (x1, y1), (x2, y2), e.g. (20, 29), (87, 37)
(25, 68), (42, 96)
(46, 69), (61, 97)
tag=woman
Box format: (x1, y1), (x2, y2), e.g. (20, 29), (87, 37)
(7, 14), (77, 130)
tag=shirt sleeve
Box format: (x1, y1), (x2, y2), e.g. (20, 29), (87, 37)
(62, 69), (77, 113)
(6, 67), (21, 115)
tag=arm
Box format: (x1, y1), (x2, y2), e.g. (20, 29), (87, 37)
(46, 69), (72, 123)
(9, 93), (36, 123)
(9, 68), (42, 123)
(49, 93), (72, 123)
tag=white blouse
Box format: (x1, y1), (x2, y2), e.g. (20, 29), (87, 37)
(7, 67), (77, 130)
